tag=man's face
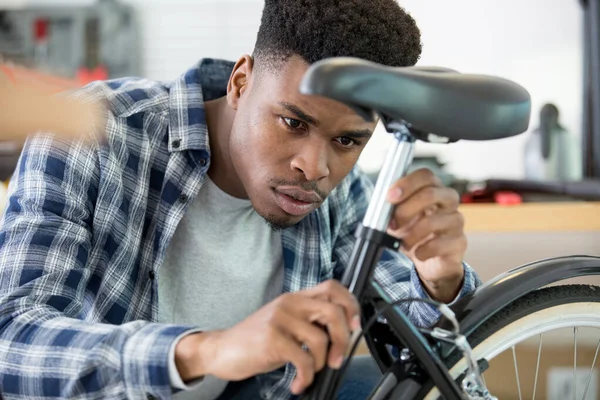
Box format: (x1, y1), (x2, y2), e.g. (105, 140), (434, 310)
(227, 55), (377, 229)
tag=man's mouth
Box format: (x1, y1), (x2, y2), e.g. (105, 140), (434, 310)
(273, 186), (322, 216)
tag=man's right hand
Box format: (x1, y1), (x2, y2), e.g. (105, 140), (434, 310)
(174, 280), (361, 395)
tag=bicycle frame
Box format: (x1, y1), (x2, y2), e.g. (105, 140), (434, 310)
(293, 54), (600, 400)
(299, 111), (600, 399)
(301, 120), (465, 400)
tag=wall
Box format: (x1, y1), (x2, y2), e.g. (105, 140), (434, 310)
(15, 0), (584, 181)
(128, 0), (585, 182)
(360, 0), (584, 181)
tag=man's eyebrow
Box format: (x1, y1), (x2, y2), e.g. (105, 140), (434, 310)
(279, 102), (373, 139)
(279, 102), (319, 126)
(338, 129), (373, 140)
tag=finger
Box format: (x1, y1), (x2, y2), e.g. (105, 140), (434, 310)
(386, 168), (442, 204)
(281, 295), (351, 368)
(402, 212), (465, 251)
(316, 302), (351, 369)
(301, 280), (360, 331)
(414, 233), (468, 263)
(275, 334), (315, 395)
(273, 310), (330, 371)
(389, 186), (459, 230)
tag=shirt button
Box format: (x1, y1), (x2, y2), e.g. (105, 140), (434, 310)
(179, 193), (188, 203)
(199, 157), (207, 167)
(148, 270), (155, 280)
(172, 140), (181, 149)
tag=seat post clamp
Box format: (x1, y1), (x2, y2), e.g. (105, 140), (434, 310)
(353, 225), (401, 251)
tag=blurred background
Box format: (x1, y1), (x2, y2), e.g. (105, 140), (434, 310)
(0, 0), (588, 182)
(1, 1), (600, 398)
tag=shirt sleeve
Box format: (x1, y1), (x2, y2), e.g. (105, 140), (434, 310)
(0, 133), (193, 399)
(331, 167), (482, 328)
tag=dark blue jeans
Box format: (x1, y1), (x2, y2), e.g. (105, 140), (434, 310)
(217, 356), (382, 400)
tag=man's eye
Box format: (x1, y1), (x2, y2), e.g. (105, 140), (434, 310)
(335, 137), (358, 148)
(283, 117), (303, 130)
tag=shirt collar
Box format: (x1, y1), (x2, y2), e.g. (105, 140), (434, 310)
(168, 58), (235, 152)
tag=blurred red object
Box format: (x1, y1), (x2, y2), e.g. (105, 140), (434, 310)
(462, 189), (522, 205)
(494, 191), (522, 205)
(34, 19), (49, 42)
(76, 66), (108, 86)
(461, 189), (486, 203)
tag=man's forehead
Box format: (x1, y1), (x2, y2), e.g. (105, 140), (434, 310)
(255, 57), (376, 128)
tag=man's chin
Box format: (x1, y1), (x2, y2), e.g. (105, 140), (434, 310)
(250, 195), (311, 231)
(259, 210), (305, 231)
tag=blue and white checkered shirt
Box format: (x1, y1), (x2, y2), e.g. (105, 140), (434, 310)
(0, 58), (480, 399)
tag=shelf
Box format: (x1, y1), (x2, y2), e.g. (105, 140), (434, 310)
(459, 202), (600, 233)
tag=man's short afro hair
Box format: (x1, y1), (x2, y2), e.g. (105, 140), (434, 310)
(253, 0), (422, 70)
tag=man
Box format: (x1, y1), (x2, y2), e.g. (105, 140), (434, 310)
(0, 0), (480, 399)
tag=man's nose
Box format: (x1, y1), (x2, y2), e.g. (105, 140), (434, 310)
(290, 144), (330, 182)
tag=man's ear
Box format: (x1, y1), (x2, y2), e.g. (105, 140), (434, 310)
(227, 55), (254, 110)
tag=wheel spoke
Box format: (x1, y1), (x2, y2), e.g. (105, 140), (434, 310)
(581, 335), (600, 400)
(574, 327), (578, 400)
(533, 333), (543, 400)
(512, 345), (523, 400)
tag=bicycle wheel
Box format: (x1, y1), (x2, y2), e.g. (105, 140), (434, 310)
(422, 284), (600, 400)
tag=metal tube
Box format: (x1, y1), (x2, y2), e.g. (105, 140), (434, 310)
(363, 129), (415, 231)
(343, 238), (385, 295)
(587, 0), (600, 177)
(301, 126), (417, 400)
(582, 0), (593, 177)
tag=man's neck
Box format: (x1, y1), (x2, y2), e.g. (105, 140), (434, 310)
(205, 97), (248, 199)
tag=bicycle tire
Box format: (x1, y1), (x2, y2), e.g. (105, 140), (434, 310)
(420, 284), (600, 400)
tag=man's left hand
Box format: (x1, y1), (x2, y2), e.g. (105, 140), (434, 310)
(386, 168), (467, 303)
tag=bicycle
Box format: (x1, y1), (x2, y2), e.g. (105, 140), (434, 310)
(292, 57), (600, 399)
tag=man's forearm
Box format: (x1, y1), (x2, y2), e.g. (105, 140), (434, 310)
(174, 330), (218, 383)
(0, 307), (188, 398)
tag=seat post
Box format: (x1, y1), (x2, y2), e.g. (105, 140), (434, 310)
(362, 122), (416, 232)
(303, 123), (417, 400)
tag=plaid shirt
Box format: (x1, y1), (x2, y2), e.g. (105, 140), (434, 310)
(0, 59), (480, 400)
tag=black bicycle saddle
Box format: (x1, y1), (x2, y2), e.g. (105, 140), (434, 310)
(299, 57), (531, 142)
